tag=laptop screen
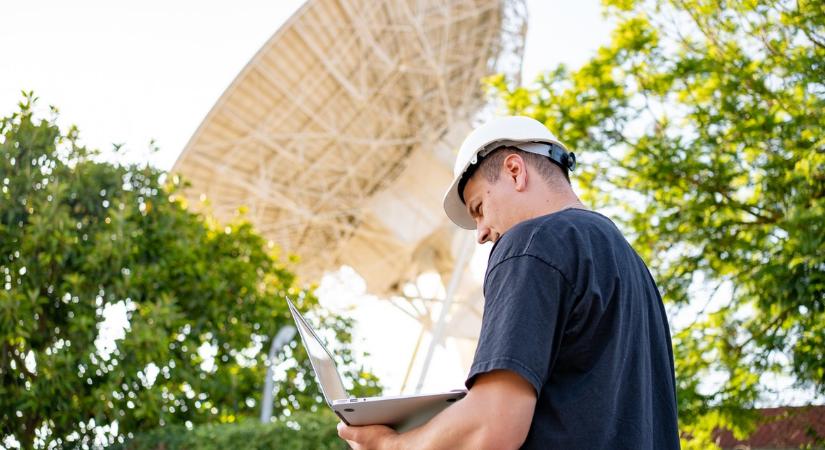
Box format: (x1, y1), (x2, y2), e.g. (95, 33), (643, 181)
(287, 299), (348, 403)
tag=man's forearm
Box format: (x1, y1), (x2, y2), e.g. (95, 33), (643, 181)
(388, 392), (490, 450)
(338, 370), (535, 450)
(388, 372), (535, 450)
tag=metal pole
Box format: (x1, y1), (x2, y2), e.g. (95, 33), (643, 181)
(260, 325), (296, 423)
(400, 327), (426, 393)
(414, 232), (475, 393)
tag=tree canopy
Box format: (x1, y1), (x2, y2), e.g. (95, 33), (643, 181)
(0, 94), (380, 449)
(489, 0), (823, 447)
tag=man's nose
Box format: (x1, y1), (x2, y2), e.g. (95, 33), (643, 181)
(477, 225), (491, 244)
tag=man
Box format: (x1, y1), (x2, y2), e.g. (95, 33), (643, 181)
(338, 116), (680, 449)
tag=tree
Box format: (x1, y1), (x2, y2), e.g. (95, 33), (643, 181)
(0, 94), (380, 449)
(488, 0), (823, 447)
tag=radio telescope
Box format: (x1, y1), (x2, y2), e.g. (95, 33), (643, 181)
(172, 0), (527, 390)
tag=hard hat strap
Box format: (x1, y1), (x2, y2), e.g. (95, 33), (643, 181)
(457, 142), (506, 203)
(457, 155), (485, 204)
(546, 143), (577, 172)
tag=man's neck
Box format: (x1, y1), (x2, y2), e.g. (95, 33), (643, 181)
(532, 188), (585, 217)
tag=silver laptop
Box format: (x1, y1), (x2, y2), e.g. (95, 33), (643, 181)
(286, 298), (466, 431)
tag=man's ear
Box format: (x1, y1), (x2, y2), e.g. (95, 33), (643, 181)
(503, 154), (528, 191)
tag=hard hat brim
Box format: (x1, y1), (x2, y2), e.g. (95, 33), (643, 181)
(443, 173), (477, 230)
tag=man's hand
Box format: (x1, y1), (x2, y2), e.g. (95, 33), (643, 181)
(337, 422), (398, 450)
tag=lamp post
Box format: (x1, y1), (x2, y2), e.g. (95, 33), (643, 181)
(260, 325), (297, 423)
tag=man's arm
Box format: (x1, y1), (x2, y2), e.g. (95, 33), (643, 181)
(337, 369), (537, 450)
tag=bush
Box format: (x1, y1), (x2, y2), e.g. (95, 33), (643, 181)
(111, 411), (345, 450)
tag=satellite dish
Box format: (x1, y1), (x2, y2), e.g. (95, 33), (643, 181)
(173, 0), (527, 389)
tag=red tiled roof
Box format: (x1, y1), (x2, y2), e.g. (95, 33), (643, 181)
(715, 406), (825, 449)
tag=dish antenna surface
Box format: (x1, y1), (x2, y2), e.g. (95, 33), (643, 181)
(173, 0), (527, 390)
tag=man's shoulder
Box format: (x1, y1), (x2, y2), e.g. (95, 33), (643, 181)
(532, 207), (615, 229)
(496, 209), (618, 252)
(487, 208), (626, 275)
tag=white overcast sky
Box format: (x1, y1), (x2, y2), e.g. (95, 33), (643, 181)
(0, 0), (613, 170)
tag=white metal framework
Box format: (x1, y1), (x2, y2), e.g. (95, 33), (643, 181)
(173, 0), (527, 390)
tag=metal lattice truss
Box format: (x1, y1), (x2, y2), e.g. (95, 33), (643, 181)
(174, 0), (526, 301)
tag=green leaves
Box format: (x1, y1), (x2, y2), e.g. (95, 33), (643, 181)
(115, 411), (342, 450)
(0, 95), (381, 448)
(490, 0), (823, 447)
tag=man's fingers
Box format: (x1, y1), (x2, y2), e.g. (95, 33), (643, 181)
(338, 421), (398, 449)
(338, 423), (366, 449)
(337, 421), (356, 441)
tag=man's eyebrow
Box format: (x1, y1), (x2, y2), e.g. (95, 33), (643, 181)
(468, 200), (481, 218)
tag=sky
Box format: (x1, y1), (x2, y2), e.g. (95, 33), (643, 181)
(1, 1), (616, 394)
(0, 0), (614, 170)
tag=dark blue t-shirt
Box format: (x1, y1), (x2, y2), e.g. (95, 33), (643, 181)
(465, 209), (680, 449)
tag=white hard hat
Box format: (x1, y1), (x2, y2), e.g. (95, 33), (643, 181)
(442, 116), (575, 229)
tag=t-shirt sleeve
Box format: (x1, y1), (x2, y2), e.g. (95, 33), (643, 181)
(465, 254), (572, 395)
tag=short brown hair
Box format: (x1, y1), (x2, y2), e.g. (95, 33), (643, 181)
(458, 146), (569, 202)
